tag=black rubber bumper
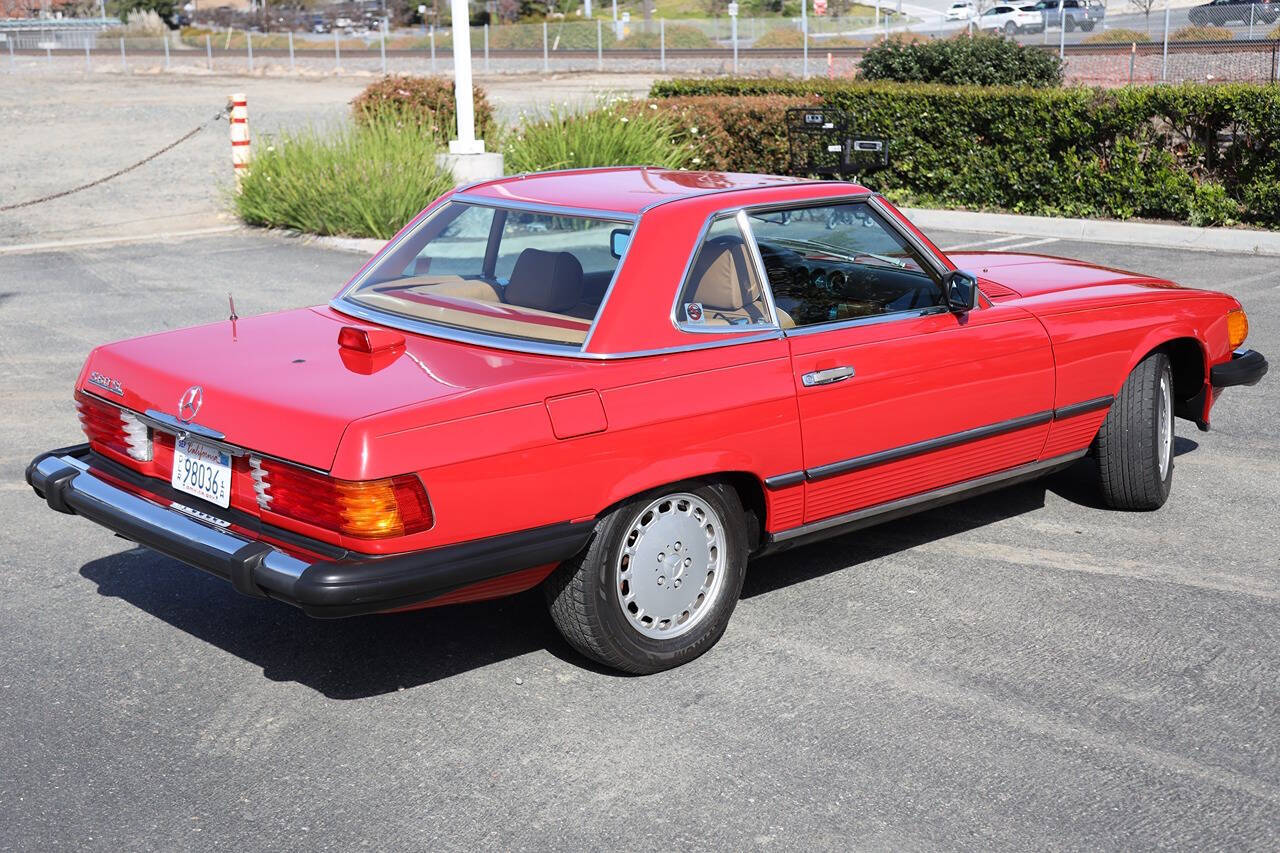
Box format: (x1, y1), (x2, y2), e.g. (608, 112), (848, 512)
(1210, 348), (1268, 389)
(27, 445), (594, 618)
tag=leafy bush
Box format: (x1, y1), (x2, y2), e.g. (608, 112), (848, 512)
(1082, 28), (1152, 44)
(753, 28), (861, 48)
(858, 33), (1063, 87)
(504, 102), (694, 174)
(1171, 25), (1233, 41)
(351, 76), (496, 144)
(646, 79), (1280, 228)
(234, 118), (454, 239)
(618, 23), (714, 49)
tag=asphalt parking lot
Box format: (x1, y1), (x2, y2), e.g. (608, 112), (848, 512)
(1, 225), (1277, 850)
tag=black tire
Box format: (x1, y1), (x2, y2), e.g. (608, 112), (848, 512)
(1004, 21), (1017, 35)
(1081, 20), (1095, 31)
(1092, 351), (1175, 511)
(1065, 16), (1076, 32)
(544, 481), (749, 674)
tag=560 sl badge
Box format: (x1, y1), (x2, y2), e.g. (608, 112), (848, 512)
(87, 371), (123, 396)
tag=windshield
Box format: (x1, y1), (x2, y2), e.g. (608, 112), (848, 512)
(342, 201), (630, 347)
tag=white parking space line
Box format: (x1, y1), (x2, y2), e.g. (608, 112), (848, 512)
(939, 235), (1028, 251)
(0, 226), (241, 256)
(990, 237), (1061, 253)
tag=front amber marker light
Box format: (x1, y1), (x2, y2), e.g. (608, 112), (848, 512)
(1227, 309), (1249, 350)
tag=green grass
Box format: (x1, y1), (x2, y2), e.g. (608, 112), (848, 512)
(504, 102), (694, 174)
(233, 118), (454, 239)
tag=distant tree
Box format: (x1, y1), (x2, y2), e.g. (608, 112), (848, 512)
(1129, 0), (1160, 33)
(108, 0), (177, 23)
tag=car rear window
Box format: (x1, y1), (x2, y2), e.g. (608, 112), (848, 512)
(342, 201), (630, 347)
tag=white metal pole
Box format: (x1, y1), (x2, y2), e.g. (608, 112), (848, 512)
(1161, 0), (1170, 81)
(731, 14), (738, 74)
(802, 0), (808, 79)
(84, 40), (91, 72)
(585, 0), (592, 17)
(163, 32), (170, 69)
(334, 28), (340, 71)
(288, 30), (294, 72)
(543, 20), (549, 72)
(246, 30), (253, 73)
(449, 0), (480, 152)
(430, 27), (436, 73)
(8, 36), (14, 72)
(660, 18), (665, 71)
(206, 34), (212, 70)
(597, 19), (603, 70)
(119, 36), (126, 72)
(484, 23), (489, 73)
(379, 20), (387, 74)
(1059, 0), (1066, 59)
(1249, 3), (1254, 39)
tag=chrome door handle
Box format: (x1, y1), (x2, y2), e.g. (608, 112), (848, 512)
(801, 366), (856, 387)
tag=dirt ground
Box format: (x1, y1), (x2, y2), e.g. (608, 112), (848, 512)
(1, 72), (656, 246)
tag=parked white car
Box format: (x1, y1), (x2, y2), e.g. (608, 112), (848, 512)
(946, 1), (978, 20)
(978, 3), (1045, 34)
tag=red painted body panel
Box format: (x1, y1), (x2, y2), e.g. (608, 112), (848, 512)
(65, 171), (1253, 608)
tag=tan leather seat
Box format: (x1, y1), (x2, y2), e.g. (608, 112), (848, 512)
(504, 249), (584, 314)
(686, 237), (770, 326)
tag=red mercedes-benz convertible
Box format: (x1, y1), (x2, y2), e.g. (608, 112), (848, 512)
(28, 168), (1267, 673)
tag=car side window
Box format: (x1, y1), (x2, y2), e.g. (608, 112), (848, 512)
(746, 202), (943, 330)
(676, 216), (773, 329)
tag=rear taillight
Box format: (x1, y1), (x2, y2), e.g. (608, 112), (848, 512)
(76, 391), (151, 462)
(249, 456), (433, 539)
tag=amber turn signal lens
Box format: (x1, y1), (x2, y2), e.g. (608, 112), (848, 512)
(1227, 309), (1249, 350)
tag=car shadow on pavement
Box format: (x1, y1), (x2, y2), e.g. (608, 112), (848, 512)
(79, 549), (559, 700)
(78, 449), (1200, 695)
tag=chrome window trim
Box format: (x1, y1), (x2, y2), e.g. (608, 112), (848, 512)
(667, 210), (781, 336)
(333, 197), (636, 357)
(449, 193), (640, 223)
(782, 305), (951, 337)
(330, 297), (783, 360)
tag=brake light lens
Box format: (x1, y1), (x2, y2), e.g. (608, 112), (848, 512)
(76, 391), (151, 462)
(1227, 308), (1249, 350)
(250, 456), (433, 539)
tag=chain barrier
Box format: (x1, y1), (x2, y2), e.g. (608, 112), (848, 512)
(0, 107), (230, 213)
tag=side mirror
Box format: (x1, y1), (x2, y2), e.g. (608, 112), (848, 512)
(942, 270), (980, 313)
(610, 228), (632, 259)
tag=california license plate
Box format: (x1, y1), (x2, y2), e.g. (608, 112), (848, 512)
(171, 437), (231, 509)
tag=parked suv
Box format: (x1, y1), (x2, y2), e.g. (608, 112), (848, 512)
(979, 4), (1045, 34)
(1036, 0), (1106, 31)
(1189, 0), (1278, 25)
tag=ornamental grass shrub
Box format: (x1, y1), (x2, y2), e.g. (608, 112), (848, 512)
(646, 80), (1280, 228)
(504, 101), (695, 174)
(351, 76), (497, 144)
(233, 117), (454, 239)
(1082, 28), (1152, 43)
(858, 33), (1063, 87)
(1171, 25), (1234, 41)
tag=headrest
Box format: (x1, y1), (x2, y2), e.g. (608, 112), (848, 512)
(505, 249), (584, 314)
(689, 237), (757, 311)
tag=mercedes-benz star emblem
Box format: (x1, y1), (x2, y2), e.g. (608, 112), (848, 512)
(178, 385), (203, 423)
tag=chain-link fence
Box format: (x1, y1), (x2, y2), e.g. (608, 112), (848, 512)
(3, 6), (1278, 85)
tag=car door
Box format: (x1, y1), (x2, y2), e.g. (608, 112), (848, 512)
(744, 200), (1056, 526)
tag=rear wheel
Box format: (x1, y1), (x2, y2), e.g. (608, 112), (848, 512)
(545, 482), (748, 674)
(1093, 351), (1175, 511)
(1004, 21), (1017, 35)
(1065, 16), (1076, 31)
(1081, 20), (1096, 31)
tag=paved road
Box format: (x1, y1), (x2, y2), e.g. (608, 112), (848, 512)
(0, 226), (1276, 850)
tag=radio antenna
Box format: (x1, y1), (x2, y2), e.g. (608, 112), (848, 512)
(228, 292), (239, 322)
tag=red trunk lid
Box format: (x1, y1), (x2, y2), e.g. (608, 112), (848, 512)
(81, 307), (482, 470)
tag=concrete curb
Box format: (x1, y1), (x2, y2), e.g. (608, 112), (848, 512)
(311, 234), (386, 255)
(902, 208), (1280, 257)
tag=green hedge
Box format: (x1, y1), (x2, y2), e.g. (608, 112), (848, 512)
(647, 80), (1280, 228)
(859, 35), (1063, 87)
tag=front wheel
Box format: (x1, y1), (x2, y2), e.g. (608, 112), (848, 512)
(545, 482), (749, 674)
(1081, 20), (1096, 31)
(1092, 351), (1175, 511)
(1004, 21), (1017, 35)
(1065, 16), (1076, 32)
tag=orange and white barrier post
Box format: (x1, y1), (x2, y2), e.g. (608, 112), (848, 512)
(228, 93), (250, 188)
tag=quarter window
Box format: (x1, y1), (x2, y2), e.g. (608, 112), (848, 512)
(746, 202), (942, 329)
(675, 216), (773, 329)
